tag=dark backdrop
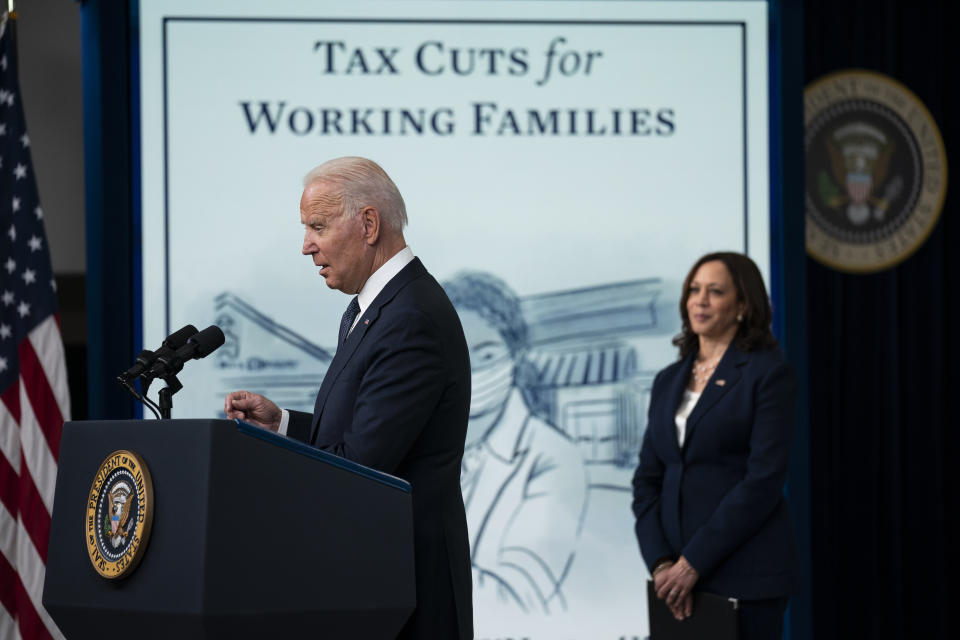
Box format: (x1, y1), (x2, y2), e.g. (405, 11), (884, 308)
(804, 1), (956, 638)
(71, 1), (956, 638)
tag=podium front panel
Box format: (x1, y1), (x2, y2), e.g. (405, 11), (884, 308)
(43, 420), (415, 639)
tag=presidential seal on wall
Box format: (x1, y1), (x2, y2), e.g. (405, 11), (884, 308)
(805, 70), (948, 273)
(85, 450), (154, 579)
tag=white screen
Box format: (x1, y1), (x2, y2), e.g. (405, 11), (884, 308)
(139, 1), (770, 636)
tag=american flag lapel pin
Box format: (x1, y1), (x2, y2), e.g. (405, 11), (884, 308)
(715, 379), (726, 386)
(364, 319), (370, 325)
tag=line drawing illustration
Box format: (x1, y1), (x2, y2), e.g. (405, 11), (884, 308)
(212, 292), (333, 414)
(445, 272), (589, 614)
(206, 275), (678, 621)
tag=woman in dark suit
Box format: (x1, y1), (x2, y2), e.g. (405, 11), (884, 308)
(632, 252), (797, 639)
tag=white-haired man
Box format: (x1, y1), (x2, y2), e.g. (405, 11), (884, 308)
(225, 157), (473, 640)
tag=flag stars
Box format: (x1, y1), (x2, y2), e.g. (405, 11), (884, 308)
(1, 47), (61, 386)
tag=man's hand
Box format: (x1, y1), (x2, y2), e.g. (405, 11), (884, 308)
(224, 391), (281, 432)
(655, 555), (699, 621)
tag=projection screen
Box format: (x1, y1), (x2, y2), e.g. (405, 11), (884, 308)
(137, 1), (773, 637)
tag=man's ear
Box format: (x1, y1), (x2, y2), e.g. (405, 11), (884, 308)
(359, 206), (381, 245)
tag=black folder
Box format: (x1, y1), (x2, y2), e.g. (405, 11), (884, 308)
(647, 580), (739, 640)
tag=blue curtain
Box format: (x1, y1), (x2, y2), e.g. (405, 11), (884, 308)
(804, 1), (955, 638)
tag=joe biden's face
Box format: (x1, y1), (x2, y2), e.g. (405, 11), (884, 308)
(300, 181), (369, 294)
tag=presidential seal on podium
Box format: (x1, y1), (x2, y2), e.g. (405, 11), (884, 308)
(85, 450), (155, 579)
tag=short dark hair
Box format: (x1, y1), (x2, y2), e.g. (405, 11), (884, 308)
(673, 252), (777, 358)
(442, 271), (528, 356)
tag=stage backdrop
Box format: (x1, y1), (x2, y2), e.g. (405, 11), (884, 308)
(137, 1), (772, 637)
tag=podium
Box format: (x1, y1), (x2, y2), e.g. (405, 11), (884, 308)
(42, 419), (416, 639)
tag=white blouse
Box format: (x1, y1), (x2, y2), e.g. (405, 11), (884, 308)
(674, 389), (701, 447)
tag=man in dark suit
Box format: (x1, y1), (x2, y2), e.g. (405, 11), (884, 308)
(224, 157), (473, 640)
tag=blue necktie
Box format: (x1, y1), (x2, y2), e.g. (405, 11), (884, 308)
(338, 297), (361, 346)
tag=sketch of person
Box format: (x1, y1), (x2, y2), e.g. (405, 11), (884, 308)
(215, 312), (240, 363)
(443, 272), (589, 615)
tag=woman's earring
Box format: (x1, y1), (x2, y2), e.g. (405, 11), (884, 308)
(737, 313), (744, 322)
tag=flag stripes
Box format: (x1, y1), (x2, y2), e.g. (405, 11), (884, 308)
(16, 450), (51, 562)
(0, 347), (66, 639)
(0, 509), (57, 640)
(20, 331), (64, 458)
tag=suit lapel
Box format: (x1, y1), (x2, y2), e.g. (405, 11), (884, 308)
(682, 344), (747, 451)
(309, 258), (427, 441)
(660, 352), (695, 457)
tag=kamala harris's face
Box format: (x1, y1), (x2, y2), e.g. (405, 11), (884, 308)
(686, 260), (745, 342)
(300, 180), (371, 295)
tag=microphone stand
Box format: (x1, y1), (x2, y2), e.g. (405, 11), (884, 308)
(158, 374), (183, 420)
(117, 376), (162, 420)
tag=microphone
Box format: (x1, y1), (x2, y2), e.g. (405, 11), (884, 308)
(147, 325), (225, 378)
(118, 324), (198, 382)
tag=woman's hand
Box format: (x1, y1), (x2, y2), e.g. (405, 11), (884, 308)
(655, 555), (699, 620)
(653, 561), (689, 620)
(652, 560), (674, 592)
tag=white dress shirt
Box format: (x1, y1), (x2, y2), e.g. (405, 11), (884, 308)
(350, 245), (415, 333)
(277, 246), (415, 435)
(674, 388), (701, 447)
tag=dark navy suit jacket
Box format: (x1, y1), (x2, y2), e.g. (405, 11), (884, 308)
(287, 258), (473, 640)
(632, 344), (798, 600)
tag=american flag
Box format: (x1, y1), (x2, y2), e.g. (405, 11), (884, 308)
(0, 14), (70, 640)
